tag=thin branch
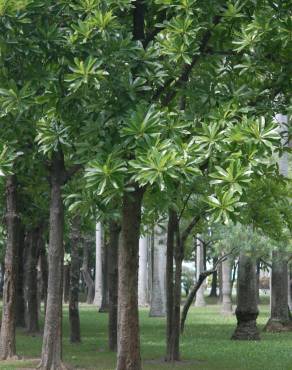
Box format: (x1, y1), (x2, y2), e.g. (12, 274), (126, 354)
(195, 236), (213, 248)
(143, 10), (167, 48)
(181, 215), (201, 245)
(177, 191), (192, 222)
(154, 14), (223, 106)
(64, 164), (83, 184)
(260, 258), (272, 269)
(181, 250), (234, 333)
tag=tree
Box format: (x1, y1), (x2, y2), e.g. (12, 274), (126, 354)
(1, 1), (290, 368)
(0, 176), (20, 359)
(149, 225), (167, 317)
(138, 235), (149, 307)
(69, 216), (81, 344)
(232, 251), (260, 340)
(195, 236), (206, 307)
(221, 255), (232, 315)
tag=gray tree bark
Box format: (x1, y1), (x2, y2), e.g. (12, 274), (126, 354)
(82, 239), (95, 305)
(108, 220), (120, 351)
(63, 264), (70, 304)
(149, 225), (166, 317)
(221, 255), (232, 315)
(138, 236), (148, 307)
(264, 114), (292, 332)
(39, 150), (66, 370)
(69, 216), (81, 344)
(0, 175), (20, 359)
(116, 186), (144, 370)
(165, 210), (176, 361)
(195, 236), (206, 307)
(93, 223), (103, 308)
(16, 224), (25, 328)
(264, 251), (292, 332)
(99, 233), (109, 313)
(24, 227), (41, 334)
(232, 253), (260, 340)
(209, 257), (218, 298)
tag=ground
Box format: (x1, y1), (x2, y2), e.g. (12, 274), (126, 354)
(1, 297), (292, 370)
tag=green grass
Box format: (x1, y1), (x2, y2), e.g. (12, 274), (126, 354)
(2, 298), (292, 370)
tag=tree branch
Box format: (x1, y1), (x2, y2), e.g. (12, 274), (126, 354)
(143, 9), (167, 48)
(133, 0), (145, 41)
(64, 164), (83, 184)
(177, 191), (192, 222)
(260, 258), (272, 269)
(181, 214), (202, 245)
(154, 14), (223, 106)
(181, 251), (234, 333)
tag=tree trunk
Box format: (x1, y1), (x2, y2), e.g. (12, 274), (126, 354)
(93, 223), (103, 307)
(138, 236), (148, 307)
(108, 220), (120, 351)
(39, 151), (66, 370)
(69, 216), (81, 344)
(167, 220), (183, 362)
(0, 175), (20, 359)
(16, 224), (25, 328)
(0, 263), (5, 298)
(99, 235), (109, 313)
(256, 259), (260, 304)
(24, 227), (41, 334)
(37, 256), (42, 321)
(209, 257), (218, 298)
(63, 265), (70, 304)
(39, 239), (48, 315)
(149, 225), (166, 317)
(230, 261), (238, 296)
(218, 261), (223, 303)
(264, 251), (292, 332)
(231, 253), (260, 340)
(288, 265), (292, 311)
(116, 186), (144, 370)
(165, 210), (175, 361)
(221, 255), (232, 315)
(81, 239), (95, 304)
(195, 236), (206, 307)
(264, 113), (292, 332)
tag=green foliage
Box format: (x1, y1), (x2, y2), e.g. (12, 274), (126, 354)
(0, 0), (290, 244)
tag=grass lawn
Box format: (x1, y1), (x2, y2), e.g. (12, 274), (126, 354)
(1, 297), (292, 370)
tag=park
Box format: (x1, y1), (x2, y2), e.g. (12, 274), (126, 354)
(0, 1), (291, 369)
